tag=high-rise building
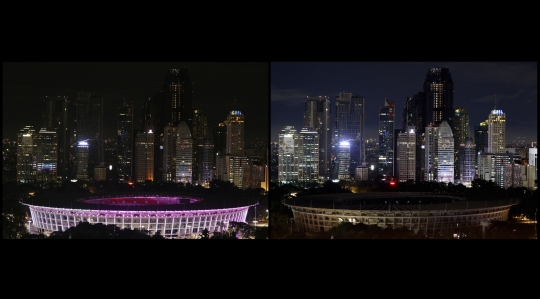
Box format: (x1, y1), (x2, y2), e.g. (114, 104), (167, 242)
(216, 154), (249, 189)
(135, 127), (154, 183)
(297, 127), (319, 183)
(335, 92), (365, 179)
(435, 121), (454, 184)
(3, 139), (18, 184)
(160, 68), (193, 128)
(145, 68), (193, 183)
(226, 110), (245, 155)
(453, 108), (469, 181)
(198, 137), (214, 188)
(117, 99), (134, 183)
(242, 164), (265, 190)
(303, 96), (331, 179)
(487, 109), (506, 154)
(163, 124), (180, 182)
(424, 124), (438, 182)
(528, 147), (537, 181)
(459, 137), (475, 187)
(396, 127), (416, 182)
(35, 128), (58, 183)
(378, 98), (395, 179)
(364, 138), (379, 181)
(278, 126), (298, 184)
(337, 141), (351, 180)
(192, 109), (208, 185)
(423, 67), (455, 129)
(43, 96), (73, 180)
(503, 159), (522, 189)
(478, 152), (519, 188)
(76, 140), (89, 180)
(402, 96), (415, 131)
(17, 126), (36, 183)
(213, 122), (227, 156)
(176, 121), (193, 185)
(474, 119), (489, 173)
(521, 164), (536, 190)
(270, 142), (279, 182)
(73, 92), (104, 179)
(408, 67), (455, 182)
(94, 165), (106, 181)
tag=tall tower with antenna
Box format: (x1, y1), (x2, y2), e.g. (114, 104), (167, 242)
(226, 100), (245, 155)
(487, 95), (506, 154)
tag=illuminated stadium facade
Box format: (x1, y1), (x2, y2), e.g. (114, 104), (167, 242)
(24, 194), (257, 239)
(284, 192), (518, 236)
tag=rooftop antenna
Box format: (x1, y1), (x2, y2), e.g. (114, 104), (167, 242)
(494, 94), (497, 110)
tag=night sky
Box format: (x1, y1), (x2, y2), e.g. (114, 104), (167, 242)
(271, 61), (537, 144)
(3, 62), (268, 143)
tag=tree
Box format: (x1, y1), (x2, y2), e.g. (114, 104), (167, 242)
(199, 228), (210, 239)
(2, 186), (29, 239)
(254, 227), (268, 239)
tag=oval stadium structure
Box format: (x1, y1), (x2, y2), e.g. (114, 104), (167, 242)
(24, 193), (257, 239)
(284, 192), (519, 236)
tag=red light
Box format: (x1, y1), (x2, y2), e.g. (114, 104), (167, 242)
(128, 182), (133, 185)
(390, 181), (395, 185)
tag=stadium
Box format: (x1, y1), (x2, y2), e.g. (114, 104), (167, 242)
(23, 193), (258, 239)
(283, 192), (519, 237)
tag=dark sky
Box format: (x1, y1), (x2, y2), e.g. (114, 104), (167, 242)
(271, 61), (537, 144)
(3, 62), (268, 143)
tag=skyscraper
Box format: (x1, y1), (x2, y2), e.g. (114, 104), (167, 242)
(76, 140), (89, 179)
(226, 110), (244, 155)
(198, 137), (214, 188)
(161, 68), (193, 128)
(297, 127), (319, 183)
(335, 92), (365, 179)
(117, 98), (134, 183)
(163, 124), (180, 182)
(43, 96), (72, 180)
(73, 92), (104, 179)
(402, 96), (415, 131)
(303, 96), (331, 179)
(176, 121), (193, 185)
(478, 152), (520, 188)
(17, 126), (36, 183)
(408, 67), (455, 182)
(474, 119), (489, 174)
(396, 127), (416, 182)
(423, 67), (455, 129)
(278, 126), (298, 184)
(459, 137), (476, 187)
(424, 124), (438, 181)
(528, 147), (537, 181)
(453, 108), (469, 181)
(216, 154), (249, 189)
(213, 122), (227, 156)
(147, 68), (193, 183)
(378, 98), (395, 179)
(436, 121), (454, 184)
(192, 109), (208, 185)
(487, 109), (506, 154)
(135, 127), (154, 183)
(35, 128), (58, 183)
(337, 141), (351, 180)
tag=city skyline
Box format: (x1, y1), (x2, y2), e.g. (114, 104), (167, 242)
(271, 62), (537, 144)
(3, 62), (269, 143)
